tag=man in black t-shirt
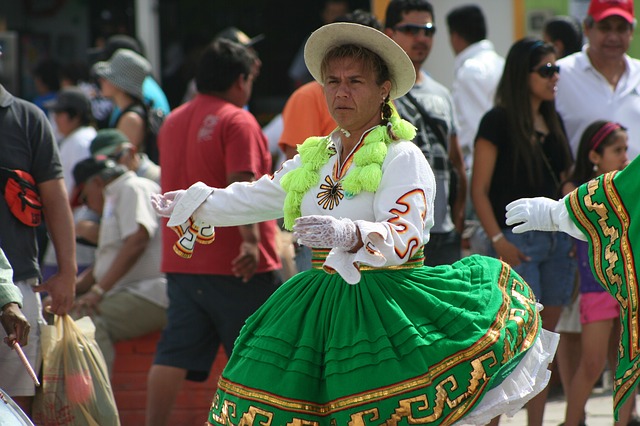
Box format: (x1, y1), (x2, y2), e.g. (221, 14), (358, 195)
(0, 84), (77, 416)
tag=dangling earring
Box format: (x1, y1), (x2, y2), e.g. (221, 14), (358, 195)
(593, 163), (598, 172)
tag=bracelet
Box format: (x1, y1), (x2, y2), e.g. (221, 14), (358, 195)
(491, 232), (504, 244)
(90, 284), (105, 297)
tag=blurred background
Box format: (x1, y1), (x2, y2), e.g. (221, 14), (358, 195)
(1, 0), (639, 124)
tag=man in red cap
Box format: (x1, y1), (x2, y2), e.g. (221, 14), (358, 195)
(556, 0), (640, 160)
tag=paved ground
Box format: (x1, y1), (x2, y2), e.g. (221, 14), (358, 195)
(501, 387), (634, 426)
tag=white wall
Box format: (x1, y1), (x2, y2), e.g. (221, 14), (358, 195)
(422, 0), (515, 91)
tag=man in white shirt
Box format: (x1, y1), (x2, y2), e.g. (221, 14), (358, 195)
(556, 0), (640, 159)
(446, 5), (504, 169)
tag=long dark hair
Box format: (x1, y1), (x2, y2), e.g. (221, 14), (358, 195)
(568, 120), (627, 185)
(494, 37), (572, 187)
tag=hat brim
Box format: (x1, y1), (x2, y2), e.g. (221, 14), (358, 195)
(592, 8), (634, 23)
(304, 22), (415, 100)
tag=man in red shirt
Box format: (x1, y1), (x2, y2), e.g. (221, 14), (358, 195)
(145, 39), (281, 426)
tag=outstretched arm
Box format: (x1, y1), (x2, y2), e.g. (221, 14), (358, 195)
(152, 156), (304, 226)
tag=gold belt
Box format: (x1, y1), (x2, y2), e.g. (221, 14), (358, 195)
(311, 247), (424, 271)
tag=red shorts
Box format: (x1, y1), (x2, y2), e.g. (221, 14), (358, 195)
(580, 292), (619, 325)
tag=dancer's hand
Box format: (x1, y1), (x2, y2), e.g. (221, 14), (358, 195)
(150, 190), (185, 217)
(293, 216), (359, 250)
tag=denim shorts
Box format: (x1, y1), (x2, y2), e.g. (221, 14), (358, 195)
(154, 272), (280, 382)
(490, 229), (576, 307)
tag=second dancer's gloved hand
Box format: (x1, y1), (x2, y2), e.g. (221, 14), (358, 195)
(293, 215), (359, 250)
(505, 196), (587, 241)
(505, 197), (560, 233)
(150, 190), (185, 217)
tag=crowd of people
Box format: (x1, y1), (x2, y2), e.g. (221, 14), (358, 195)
(2, 0), (640, 425)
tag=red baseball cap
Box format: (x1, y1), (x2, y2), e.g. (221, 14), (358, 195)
(588, 0), (635, 23)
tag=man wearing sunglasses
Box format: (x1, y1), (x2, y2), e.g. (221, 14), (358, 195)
(555, 0), (640, 159)
(385, 0), (467, 267)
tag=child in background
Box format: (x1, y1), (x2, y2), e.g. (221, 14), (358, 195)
(561, 120), (631, 426)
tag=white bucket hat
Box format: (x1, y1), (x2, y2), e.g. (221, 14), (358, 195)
(93, 48), (151, 100)
(303, 22), (415, 100)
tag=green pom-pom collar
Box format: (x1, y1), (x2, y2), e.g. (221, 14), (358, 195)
(282, 112), (415, 230)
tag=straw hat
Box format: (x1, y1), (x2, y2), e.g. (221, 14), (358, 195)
(303, 22), (415, 100)
(92, 48), (151, 100)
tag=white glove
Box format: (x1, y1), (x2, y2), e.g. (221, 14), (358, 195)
(293, 215), (359, 249)
(505, 196), (587, 241)
(150, 190), (185, 218)
(505, 197), (560, 233)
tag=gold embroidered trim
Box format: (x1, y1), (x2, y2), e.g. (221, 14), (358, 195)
(310, 247), (425, 270)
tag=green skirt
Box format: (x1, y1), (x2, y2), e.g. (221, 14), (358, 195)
(207, 254), (552, 425)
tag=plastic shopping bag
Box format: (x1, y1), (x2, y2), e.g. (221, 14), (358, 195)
(32, 315), (120, 426)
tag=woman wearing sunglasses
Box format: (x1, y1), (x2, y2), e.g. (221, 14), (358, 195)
(471, 37), (574, 425)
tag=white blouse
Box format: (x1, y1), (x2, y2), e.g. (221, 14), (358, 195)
(168, 130), (436, 283)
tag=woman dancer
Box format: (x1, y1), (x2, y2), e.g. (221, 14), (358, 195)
(153, 23), (557, 425)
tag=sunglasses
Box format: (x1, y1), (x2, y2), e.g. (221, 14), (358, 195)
(531, 63), (560, 79)
(394, 23), (436, 37)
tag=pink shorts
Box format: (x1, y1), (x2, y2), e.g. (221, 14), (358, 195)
(580, 292), (619, 324)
